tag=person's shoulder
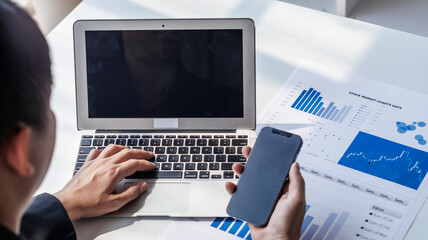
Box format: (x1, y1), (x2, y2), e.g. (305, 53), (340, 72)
(21, 193), (76, 240)
(0, 224), (21, 240)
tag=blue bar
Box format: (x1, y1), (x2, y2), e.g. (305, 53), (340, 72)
(300, 215), (314, 235)
(312, 102), (324, 115)
(304, 92), (321, 112)
(228, 219), (243, 234)
(325, 106), (336, 119)
(302, 224), (319, 240)
(306, 205), (311, 212)
(291, 90), (307, 108)
(246, 234), (252, 240)
(334, 106), (347, 122)
(316, 107), (325, 116)
(339, 106), (353, 123)
(329, 109), (339, 120)
(295, 88), (313, 109)
(237, 223), (250, 238)
(321, 102), (334, 118)
(220, 217), (234, 231)
(325, 211), (350, 240)
(211, 217), (224, 228)
(308, 96), (322, 114)
(299, 90), (317, 110)
(314, 212), (338, 239)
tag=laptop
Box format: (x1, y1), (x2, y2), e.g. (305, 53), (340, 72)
(73, 19), (256, 217)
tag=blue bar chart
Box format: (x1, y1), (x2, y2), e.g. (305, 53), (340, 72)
(211, 217), (252, 239)
(301, 205), (350, 240)
(211, 205), (350, 240)
(291, 87), (352, 123)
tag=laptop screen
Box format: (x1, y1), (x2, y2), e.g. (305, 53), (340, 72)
(85, 30), (243, 119)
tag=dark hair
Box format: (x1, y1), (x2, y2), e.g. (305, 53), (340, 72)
(0, 0), (52, 141)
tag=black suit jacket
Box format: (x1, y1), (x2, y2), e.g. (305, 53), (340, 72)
(0, 193), (76, 240)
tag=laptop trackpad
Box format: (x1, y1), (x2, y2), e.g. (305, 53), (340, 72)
(116, 182), (190, 215)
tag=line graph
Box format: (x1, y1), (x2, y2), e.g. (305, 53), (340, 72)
(339, 132), (428, 190)
(345, 151), (425, 182)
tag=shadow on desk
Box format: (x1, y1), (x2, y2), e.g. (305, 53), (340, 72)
(74, 216), (168, 240)
(74, 217), (138, 239)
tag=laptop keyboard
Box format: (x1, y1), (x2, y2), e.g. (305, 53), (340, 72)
(75, 134), (248, 180)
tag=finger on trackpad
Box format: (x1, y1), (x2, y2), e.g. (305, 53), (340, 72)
(116, 182), (191, 215)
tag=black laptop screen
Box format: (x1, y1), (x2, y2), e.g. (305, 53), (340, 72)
(85, 30), (244, 118)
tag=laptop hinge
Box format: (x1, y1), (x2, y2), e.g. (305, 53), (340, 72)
(95, 129), (237, 133)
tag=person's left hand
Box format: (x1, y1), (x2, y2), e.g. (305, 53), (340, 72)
(225, 146), (306, 240)
(54, 144), (155, 221)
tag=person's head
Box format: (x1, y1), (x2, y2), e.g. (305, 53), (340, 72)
(0, 0), (55, 216)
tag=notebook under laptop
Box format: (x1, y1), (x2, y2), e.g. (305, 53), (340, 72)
(73, 19), (256, 217)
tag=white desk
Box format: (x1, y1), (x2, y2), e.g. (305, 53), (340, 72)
(39, 0), (428, 239)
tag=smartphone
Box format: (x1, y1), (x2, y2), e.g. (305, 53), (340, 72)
(226, 126), (303, 227)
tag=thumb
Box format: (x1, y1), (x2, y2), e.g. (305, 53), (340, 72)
(112, 182), (148, 208)
(287, 162), (305, 201)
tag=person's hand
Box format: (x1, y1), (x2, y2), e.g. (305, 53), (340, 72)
(54, 144), (155, 221)
(225, 146), (306, 240)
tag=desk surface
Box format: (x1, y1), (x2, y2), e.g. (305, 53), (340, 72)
(39, 0), (428, 239)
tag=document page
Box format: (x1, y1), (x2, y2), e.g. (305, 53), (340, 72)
(258, 61), (428, 240)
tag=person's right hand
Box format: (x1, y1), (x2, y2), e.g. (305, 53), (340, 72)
(54, 144), (155, 221)
(225, 146), (306, 240)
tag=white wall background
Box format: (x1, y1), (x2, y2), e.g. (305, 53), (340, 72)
(281, 0), (428, 37)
